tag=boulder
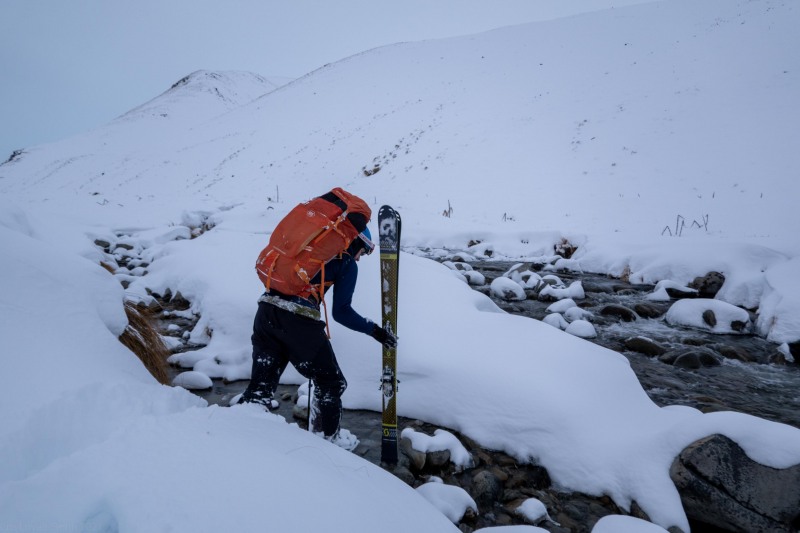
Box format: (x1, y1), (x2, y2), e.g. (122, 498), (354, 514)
(678, 351), (722, 369)
(671, 434), (800, 532)
(292, 402), (309, 421)
(624, 336), (667, 357)
(714, 344), (759, 363)
(731, 319), (749, 333)
(170, 291), (192, 311)
(427, 449), (452, 469)
(769, 351), (791, 365)
(689, 271), (726, 298)
(472, 470), (503, 508)
(634, 303), (666, 319)
(702, 309), (717, 328)
(400, 435), (427, 471)
(661, 347), (722, 369)
(665, 285), (699, 299)
(789, 341), (800, 362)
(599, 304), (638, 322)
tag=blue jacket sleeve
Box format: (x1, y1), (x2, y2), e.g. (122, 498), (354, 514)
(330, 257), (375, 335)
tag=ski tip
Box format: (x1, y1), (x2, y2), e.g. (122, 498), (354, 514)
(378, 205), (401, 223)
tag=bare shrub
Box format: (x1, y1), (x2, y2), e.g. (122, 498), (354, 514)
(554, 238), (577, 259)
(119, 301), (171, 385)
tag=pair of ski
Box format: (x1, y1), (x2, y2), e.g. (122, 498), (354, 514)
(378, 205), (401, 465)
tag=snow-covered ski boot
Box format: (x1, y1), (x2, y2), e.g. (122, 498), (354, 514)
(324, 428), (360, 452)
(231, 392), (280, 411)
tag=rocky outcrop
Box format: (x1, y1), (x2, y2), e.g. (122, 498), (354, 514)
(671, 434), (800, 532)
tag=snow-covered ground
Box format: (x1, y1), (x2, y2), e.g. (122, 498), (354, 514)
(1, 0), (799, 531)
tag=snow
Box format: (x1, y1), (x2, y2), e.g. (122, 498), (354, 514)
(475, 526), (547, 533)
(591, 515), (670, 533)
(416, 479), (477, 523)
(2, 0), (800, 531)
(757, 257), (800, 344)
(515, 498), (553, 525)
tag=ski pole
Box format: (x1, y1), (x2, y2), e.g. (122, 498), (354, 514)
(307, 379), (313, 432)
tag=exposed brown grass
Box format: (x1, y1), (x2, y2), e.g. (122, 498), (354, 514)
(119, 301), (171, 385)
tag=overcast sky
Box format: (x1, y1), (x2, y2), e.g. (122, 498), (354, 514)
(0, 0), (654, 160)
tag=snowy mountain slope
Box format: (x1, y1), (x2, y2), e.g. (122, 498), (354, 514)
(0, 70), (287, 215)
(2, 0), (798, 247)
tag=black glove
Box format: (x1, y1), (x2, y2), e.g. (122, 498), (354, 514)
(370, 324), (398, 348)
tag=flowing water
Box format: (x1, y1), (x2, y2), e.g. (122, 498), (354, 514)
(469, 260), (800, 430)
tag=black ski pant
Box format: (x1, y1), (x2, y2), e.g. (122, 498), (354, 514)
(240, 300), (347, 437)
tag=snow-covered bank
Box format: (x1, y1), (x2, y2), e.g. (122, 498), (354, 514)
(5, 202), (799, 532)
(0, 213), (458, 533)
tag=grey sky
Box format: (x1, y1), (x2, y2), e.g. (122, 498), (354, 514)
(0, 0), (654, 160)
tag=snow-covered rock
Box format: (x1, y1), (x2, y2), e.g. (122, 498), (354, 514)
(546, 298), (577, 314)
(565, 319), (597, 339)
(401, 428), (474, 469)
(506, 264), (543, 289)
(647, 280), (698, 302)
(515, 497), (556, 526)
(539, 281), (585, 301)
(172, 371), (213, 390)
(491, 277), (526, 301)
(671, 434), (800, 533)
(564, 306), (593, 322)
(416, 480), (477, 523)
(665, 299), (751, 334)
(542, 313), (569, 330)
(591, 515), (669, 532)
(463, 270), (487, 286)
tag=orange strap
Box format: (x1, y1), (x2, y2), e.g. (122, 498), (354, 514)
(263, 252), (279, 292)
(319, 261), (331, 338)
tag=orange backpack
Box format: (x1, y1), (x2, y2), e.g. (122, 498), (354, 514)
(256, 188), (371, 302)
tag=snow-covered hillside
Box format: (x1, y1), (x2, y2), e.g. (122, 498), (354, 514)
(3, 0), (798, 246)
(2, 0), (799, 532)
